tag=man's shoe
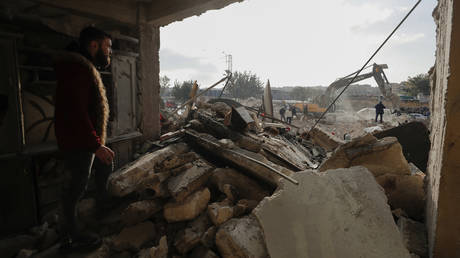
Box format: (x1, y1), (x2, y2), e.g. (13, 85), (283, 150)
(59, 233), (102, 254)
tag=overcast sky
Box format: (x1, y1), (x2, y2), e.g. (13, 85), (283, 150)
(160, 0), (436, 88)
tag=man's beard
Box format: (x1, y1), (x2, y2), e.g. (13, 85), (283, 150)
(94, 48), (110, 69)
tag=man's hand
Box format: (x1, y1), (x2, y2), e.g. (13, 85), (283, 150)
(95, 145), (115, 165)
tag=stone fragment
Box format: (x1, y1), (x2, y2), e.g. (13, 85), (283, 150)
(141, 172), (171, 197)
(168, 160), (214, 202)
(174, 214), (212, 254)
(112, 221), (156, 252)
(253, 167), (411, 258)
(398, 217), (428, 258)
(77, 198), (96, 223)
(189, 245), (219, 258)
(376, 173), (425, 221)
(320, 135), (411, 177)
(149, 236), (168, 258)
(215, 216), (269, 258)
(207, 200), (235, 226)
(85, 242), (111, 258)
(201, 226), (217, 248)
(210, 168), (270, 202)
(164, 188), (211, 222)
(121, 199), (162, 226)
(108, 143), (189, 197)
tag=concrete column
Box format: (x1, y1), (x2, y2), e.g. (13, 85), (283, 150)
(138, 23), (160, 140)
(426, 1), (460, 257)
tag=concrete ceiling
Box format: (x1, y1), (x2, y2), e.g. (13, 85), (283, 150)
(0, 0), (243, 28)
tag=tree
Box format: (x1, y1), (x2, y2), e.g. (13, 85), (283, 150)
(171, 80), (194, 102)
(402, 73), (430, 97)
(160, 75), (171, 96)
(226, 71), (263, 100)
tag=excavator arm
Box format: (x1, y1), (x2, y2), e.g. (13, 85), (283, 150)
(317, 63), (400, 111)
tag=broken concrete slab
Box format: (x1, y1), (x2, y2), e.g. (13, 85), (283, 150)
(164, 188), (211, 222)
(320, 134), (411, 177)
(174, 213), (212, 254)
(253, 167), (411, 258)
(231, 106), (255, 131)
(167, 160), (214, 202)
(121, 199), (163, 226)
(209, 168), (270, 202)
(112, 221), (156, 252)
(108, 143), (190, 197)
(376, 173), (426, 221)
(374, 121), (430, 172)
(305, 127), (344, 152)
(215, 215), (269, 258)
(398, 217), (428, 258)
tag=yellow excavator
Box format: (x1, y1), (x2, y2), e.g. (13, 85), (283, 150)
(315, 63), (400, 112)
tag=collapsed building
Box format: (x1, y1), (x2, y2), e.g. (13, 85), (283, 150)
(0, 0), (459, 258)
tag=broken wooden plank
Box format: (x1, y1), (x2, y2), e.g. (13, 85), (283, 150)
(185, 130), (297, 187)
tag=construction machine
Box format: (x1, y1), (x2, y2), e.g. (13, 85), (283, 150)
(315, 63), (400, 112)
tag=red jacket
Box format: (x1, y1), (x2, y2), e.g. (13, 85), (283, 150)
(54, 52), (109, 152)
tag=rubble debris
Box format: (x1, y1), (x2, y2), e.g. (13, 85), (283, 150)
(398, 217), (428, 258)
(215, 215), (269, 258)
(320, 134), (411, 177)
(163, 188), (211, 222)
(174, 214), (212, 254)
(231, 106), (255, 131)
(112, 221), (156, 252)
(167, 160), (214, 202)
(304, 127), (344, 152)
(193, 110), (262, 152)
(0, 234), (38, 258)
(376, 173), (425, 221)
(200, 226), (217, 248)
(121, 199), (162, 226)
(207, 199), (235, 226)
(254, 167), (411, 258)
(16, 249), (38, 258)
(189, 245), (219, 258)
(209, 168), (270, 202)
(149, 235), (168, 258)
(374, 121), (430, 172)
(210, 102), (232, 118)
(108, 143), (190, 197)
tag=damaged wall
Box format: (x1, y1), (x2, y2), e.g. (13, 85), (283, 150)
(426, 0), (460, 257)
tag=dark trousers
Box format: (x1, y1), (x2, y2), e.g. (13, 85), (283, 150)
(61, 151), (113, 237)
(375, 113), (383, 123)
(287, 117), (292, 124)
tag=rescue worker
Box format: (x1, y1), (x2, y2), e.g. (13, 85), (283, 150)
(375, 101), (386, 123)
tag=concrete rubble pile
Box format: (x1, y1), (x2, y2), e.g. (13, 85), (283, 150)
(4, 101), (429, 258)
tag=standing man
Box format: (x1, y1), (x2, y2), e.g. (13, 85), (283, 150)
(286, 105), (293, 124)
(54, 26), (114, 252)
(279, 106), (286, 122)
(375, 100), (386, 123)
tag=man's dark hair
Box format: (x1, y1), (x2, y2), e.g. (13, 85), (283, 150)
(79, 26), (111, 49)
